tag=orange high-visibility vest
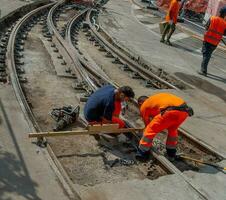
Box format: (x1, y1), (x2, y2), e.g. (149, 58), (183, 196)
(165, 0), (180, 24)
(140, 93), (185, 125)
(204, 16), (226, 46)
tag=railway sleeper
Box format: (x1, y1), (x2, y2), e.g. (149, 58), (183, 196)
(16, 67), (25, 74)
(131, 72), (142, 79)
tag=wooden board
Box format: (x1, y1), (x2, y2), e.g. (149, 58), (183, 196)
(28, 127), (144, 138)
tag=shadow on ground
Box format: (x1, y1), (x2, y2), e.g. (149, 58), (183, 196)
(175, 72), (226, 103)
(0, 151), (41, 200)
(0, 99), (41, 200)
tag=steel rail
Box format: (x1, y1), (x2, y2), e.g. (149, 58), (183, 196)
(47, 0), (98, 91)
(86, 9), (180, 90)
(6, 3), (82, 199)
(66, 7), (117, 87)
(64, 2), (225, 199)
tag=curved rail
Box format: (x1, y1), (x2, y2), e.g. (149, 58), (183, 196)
(6, 3), (82, 199)
(66, 7), (117, 87)
(86, 9), (180, 90)
(7, 3), (54, 131)
(47, 0), (98, 91)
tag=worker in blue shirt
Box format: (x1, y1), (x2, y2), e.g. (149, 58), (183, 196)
(84, 85), (135, 128)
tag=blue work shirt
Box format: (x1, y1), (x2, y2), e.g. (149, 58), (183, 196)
(84, 85), (115, 122)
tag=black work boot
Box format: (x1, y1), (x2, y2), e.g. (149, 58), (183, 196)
(166, 40), (173, 46)
(135, 148), (150, 162)
(166, 24), (175, 46)
(166, 148), (177, 161)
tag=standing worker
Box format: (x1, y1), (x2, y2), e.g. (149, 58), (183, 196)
(199, 7), (226, 76)
(84, 85), (135, 128)
(160, 0), (181, 46)
(135, 93), (193, 161)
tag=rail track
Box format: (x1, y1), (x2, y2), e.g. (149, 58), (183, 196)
(4, 0), (225, 199)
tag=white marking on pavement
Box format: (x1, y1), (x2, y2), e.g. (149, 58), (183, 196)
(145, 23), (159, 29)
(132, 4), (140, 10)
(171, 32), (189, 42)
(136, 14), (145, 19)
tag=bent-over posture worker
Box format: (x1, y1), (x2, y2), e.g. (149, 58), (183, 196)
(199, 7), (226, 76)
(136, 93), (193, 161)
(160, 0), (181, 46)
(84, 85), (135, 128)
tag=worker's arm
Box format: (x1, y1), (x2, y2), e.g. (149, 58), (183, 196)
(140, 109), (151, 126)
(205, 18), (210, 30)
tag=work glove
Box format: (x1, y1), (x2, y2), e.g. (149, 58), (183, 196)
(135, 148), (150, 162)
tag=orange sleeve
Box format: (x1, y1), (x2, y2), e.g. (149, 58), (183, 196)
(140, 107), (151, 126)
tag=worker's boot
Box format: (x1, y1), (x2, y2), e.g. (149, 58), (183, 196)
(135, 148), (150, 162)
(166, 24), (175, 46)
(160, 23), (170, 43)
(166, 148), (177, 161)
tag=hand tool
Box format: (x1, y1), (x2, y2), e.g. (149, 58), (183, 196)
(178, 155), (226, 171)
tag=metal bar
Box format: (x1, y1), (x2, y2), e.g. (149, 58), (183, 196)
(28, 127), (144, 138)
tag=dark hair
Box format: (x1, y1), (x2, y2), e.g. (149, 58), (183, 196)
(220, 7), (226, 18)
(137, 96), (148, 105)
(119, 86), (135, 98)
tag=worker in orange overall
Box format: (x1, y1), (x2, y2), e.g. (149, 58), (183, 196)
(135, 93), (193, 161)
(198, 7), (226, 76)
(160, 0), (181, 46)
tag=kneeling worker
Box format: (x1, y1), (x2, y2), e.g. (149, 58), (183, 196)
(136, 93), (193, 161)
(84, 85), (135, 128)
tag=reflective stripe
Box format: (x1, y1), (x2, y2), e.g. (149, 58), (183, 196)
(142, 136), (153, 143)
(139, 144), (151, 151)
(205, 35), (221, 42)
(166, 144), (176, 149)
(208, 29), (223, 36)
(166, 136), (178, 142)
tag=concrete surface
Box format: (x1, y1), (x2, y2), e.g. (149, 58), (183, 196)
(99, 0), (226, 156)
(0, 0), (33, 20)
(0, 85), (69, 200)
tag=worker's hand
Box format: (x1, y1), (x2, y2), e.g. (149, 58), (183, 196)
(121, 102), (128, 116)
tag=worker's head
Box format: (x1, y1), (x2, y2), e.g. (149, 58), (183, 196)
(137, 96), (148, 107)
(115, 86), (135, 102)
(219, 6), (226, 19)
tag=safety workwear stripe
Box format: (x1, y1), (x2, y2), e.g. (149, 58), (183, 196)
(166, 144), (176, 149)
(139, 144), (151, 151)
(141, 136), (153, 143)
(208, 29), (223, 36)
(166, 136), (178, 142)
(205, 35), (221, 42)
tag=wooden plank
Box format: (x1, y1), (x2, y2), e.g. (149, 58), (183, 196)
(87, 124), (119, 131)
(28, 127), (144, 138)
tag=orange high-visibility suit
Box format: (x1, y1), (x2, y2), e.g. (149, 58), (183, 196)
(139, 93), (188, 151)
(204, 16), (226, 46)
(165, 0), (180, 24)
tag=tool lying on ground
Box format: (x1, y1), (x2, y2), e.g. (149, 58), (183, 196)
(28, 124), (144, 138)
(178, 155), (226, 171)
(49, 105), (80, 131)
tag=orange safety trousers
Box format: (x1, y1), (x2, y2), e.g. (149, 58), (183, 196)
(88, 101), (125, 128)
(139, 110), (188, 151)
